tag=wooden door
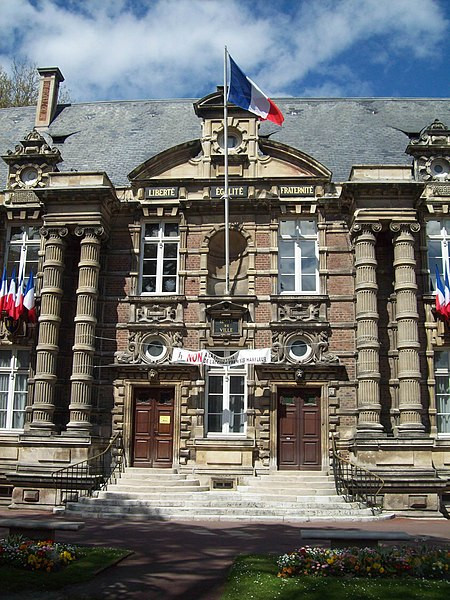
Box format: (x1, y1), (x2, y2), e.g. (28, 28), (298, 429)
(132, 387), (174, 467)
(277, 388), (321, 470)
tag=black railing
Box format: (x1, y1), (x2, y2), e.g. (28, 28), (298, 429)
(331, 435), (384, 512)
(52, 432), (125, 506)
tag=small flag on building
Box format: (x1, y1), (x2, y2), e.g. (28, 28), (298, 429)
(23, 270), (36, 323)
(0, 268), (7, 313)
(13, 270), (25, 321)
(435, 264), (449, 319)
(228, 54), (284, 126)
(6, 268), (16, 318)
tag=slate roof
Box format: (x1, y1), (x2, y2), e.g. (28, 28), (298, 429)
(0, 98), (449, 187)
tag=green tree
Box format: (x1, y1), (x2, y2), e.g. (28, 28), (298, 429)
(0, 60), (70, 108)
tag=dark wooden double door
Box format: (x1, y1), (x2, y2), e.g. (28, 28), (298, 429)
(132, 387), (174, 468)
(277, 388), (321, 470)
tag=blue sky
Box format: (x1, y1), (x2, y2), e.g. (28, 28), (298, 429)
(0, 0), (449, 103)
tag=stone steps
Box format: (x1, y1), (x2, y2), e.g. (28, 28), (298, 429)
(62, 467), (386, 522)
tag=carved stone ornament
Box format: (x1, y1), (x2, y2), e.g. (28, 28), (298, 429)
(272, 329), (340, 365)
(389, 222), (420, 234)
(135, 303), (178, 323)
(2, 130), (62, 190)
(278, 302), (321, 322)
(147, 368), (159, 382)
(115, 330), (183, 365)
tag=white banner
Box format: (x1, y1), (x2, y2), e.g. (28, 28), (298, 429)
(171, 348), (271, 366)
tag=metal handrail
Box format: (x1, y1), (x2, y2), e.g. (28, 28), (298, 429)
(52, 432), (125, 506)
(331, 434), (384, 511)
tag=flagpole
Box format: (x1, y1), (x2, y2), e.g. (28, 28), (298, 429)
(223, 45), (230, 296)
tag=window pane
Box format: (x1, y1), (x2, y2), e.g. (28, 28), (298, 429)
(0, 412), (6, 428)
(144, 243), (158, 258)
(279, 240), (294, 258)
(299, 220), (316, 236)
(0, 392), (8, 409)
(10, 227), (25, 242)
(143, 261), (157, 276)
(437, 414), (450, 434)
(163, 243), (178, 259)
(230, 376), (244, 395)
(302, 275), (317, 292)
(427, 221), (441, 236)
(207, 414), (222, 432)
(0, 352), (11, 369)
(208, 396), (223, 413)
(209, 376), (223, 394)
(16, 351), (30, 369)
(300, 240), (316, 257)
(436, 352), (448, 370)
(12, 411), (25, 429)
(164, 224), (179, 237)
(163, 260), (177, 276)
(279, 221), (296, 237)
(279, 257), (295, 274)
(145, 224), (159, 238)
(280, 275), (295, 292)
(301, 256), (317, 274)
(162, 277), (176, 292)
(142, 278), (156, 293)
(28, 226), (41, 240)
(428, 241), (443, 262)
(230, 413), (245, 433)
(14, 392), (27, 411)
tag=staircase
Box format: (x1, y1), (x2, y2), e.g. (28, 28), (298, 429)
(62, 467), (391, 522)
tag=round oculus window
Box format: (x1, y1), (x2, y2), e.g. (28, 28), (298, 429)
(144, 339), (166, 362)
(217, 130), (241, 150)
(430, 158), (449, 178)
(19, 166), (39, 186)
(288, 339), (311, 362)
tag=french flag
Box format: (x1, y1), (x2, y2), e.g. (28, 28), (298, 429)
(13, 270), (25, 321)
(6, 268), (16, 318)
(435, 264), (447, 319)
(0, 268), (7, 313)
(228, 55), (284, 126)
(23, 270), (36, 323)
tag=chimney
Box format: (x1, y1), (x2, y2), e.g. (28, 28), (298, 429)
(35, 67), (65, 128)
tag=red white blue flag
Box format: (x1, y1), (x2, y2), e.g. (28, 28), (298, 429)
(0, 268), (7, 313)
(228, 55), (284, 126)
(6, 268), (16, 318)
(435, 264), (448, 319)
(23, 271), (36, 323)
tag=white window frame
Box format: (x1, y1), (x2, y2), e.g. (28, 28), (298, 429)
(206, 351), (247, 437)
(278, 219), (319, 294)
(5, 224), (40, 278)
(0, 348), (30, 431)
(140, 222), (180, 295)
(434, 350), (450, 436)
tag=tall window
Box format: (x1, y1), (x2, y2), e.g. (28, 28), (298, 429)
(435, 350), (450, 434)
(427, 220), (450, 289)
(141, 222), (179, 294)
(0, 348), (30, 430)
(278, 219), (318, 294)
(206, 351), (247, 435)
(6, 225), (40, 277)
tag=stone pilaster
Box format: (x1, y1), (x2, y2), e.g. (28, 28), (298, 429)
(353, 223), (384, 436)
(66, 226), (103, 435)
(29, 226), (68, 432)
(390, 222), (425, 436)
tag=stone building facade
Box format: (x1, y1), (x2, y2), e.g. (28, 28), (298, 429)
(0, 68), (449, 516)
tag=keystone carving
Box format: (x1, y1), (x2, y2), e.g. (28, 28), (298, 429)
(278, 302), (321, 322)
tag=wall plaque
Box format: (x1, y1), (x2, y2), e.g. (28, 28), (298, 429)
(145, 186), (179, 199)
(279, 185), (315, 197)
(213, 318), (240, 336)
(210, 186), (248, 198)
(159, 415), (171, 424)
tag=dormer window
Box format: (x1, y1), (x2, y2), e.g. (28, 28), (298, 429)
(430, 158), (450, 178)
(217, 129), (241, 151)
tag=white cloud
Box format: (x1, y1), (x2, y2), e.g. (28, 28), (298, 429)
(0, 0), (448, 101)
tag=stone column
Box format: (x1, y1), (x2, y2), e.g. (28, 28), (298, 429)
(29, 227), (68, 432)
(390, 222), (425, 436)
(353, 223), (384, 436)
(66, 226), (103, 435)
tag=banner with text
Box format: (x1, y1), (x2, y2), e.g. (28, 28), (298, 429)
(171, 348), (271, 366)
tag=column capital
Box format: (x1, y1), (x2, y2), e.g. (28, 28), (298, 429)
(39, 226), (69, 239)
(74, 225), (105, 239)
(351, 222), (382, 237)
(389, 221), (420, 235)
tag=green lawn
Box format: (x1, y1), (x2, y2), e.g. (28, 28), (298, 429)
(221, 555), (450, 600)
(1, 546), (132, 593)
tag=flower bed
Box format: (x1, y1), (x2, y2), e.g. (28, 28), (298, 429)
(0, 536), (78, 572)
(277, 546), (450, 580)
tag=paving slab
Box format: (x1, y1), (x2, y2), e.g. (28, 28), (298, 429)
(0, 508), (449, 600)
